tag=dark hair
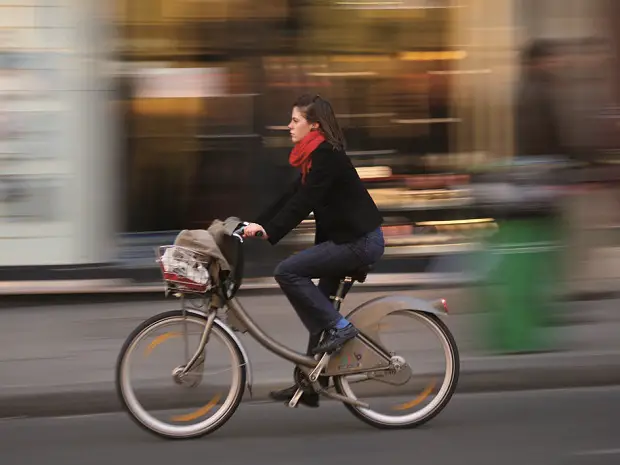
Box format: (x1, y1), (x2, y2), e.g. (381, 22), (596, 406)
(293, 94), (346, 151)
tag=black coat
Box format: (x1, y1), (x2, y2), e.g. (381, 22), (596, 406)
(256, 141), (383, 245)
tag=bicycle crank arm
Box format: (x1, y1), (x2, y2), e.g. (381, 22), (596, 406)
(314, 387), (370, 408)
(288, 388), (305, 408)
(309, 352), (330, 382)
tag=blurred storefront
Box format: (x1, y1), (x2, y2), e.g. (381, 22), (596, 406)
(0, 1), (117, 267)
(110, 0), (620, 273)
(112, 0), (486, 271)
(3, 0), (617, 272)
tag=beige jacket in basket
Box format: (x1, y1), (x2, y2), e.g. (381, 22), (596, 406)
(173, 216), (242, 271)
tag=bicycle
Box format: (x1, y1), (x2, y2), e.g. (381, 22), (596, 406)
(115, 220), (460, 439)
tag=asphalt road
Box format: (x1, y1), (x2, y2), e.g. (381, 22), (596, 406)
(1, 387), (618, 465)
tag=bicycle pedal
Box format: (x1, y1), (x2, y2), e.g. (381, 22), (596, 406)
(326, 345), (344, 355)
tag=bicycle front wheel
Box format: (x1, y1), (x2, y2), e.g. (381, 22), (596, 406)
(115, 310), (246, 439)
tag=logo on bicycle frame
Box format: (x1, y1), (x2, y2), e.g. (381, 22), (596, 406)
(337, 351), (362, 370)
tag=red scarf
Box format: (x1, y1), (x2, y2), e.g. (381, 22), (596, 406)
(289, 130), (325, 183)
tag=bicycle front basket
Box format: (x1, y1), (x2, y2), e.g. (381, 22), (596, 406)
(156, 245), (212, 293)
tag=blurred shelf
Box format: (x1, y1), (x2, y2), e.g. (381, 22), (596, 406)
(383, 243), (479, 256)
(280, 237), (478, 256)
(281, 230), (482, 256)
(376, 198), (473, 211)
(349, 149), (398, 157)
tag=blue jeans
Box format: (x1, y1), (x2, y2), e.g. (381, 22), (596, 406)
(274, 227), (385, 341)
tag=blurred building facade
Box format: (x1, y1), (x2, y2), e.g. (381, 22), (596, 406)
(1, 0), (618, 270)
(0, 2), (117, 266)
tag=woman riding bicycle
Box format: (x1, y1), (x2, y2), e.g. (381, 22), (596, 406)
(243, 93), (385, 407)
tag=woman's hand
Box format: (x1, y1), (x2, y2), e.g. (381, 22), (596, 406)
(243, 223), (268, 239)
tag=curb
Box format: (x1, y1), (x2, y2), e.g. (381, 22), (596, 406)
(0, 273), (474, 295)
(0, 274), (617, 307)
(2, 354), (619, 419)
(0, 274), (476, 308)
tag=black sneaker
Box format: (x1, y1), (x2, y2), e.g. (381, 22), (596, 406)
(268, 385), (320, 408)
(311, 324), (359, 355)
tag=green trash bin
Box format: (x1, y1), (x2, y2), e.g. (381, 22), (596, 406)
(472, 157), (567, 353)
(481, 215), (562, 353)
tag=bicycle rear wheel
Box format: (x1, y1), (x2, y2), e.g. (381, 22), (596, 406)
(334, 310), (459, 429)
(115, 310), (246, 439)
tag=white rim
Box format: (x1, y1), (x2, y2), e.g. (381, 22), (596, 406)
(338, 311), (456, 426)
(120, 316), (243, 438)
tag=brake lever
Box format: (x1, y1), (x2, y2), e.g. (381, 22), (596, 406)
(232, 222), (263, 242)
(232, 222), (248, 242)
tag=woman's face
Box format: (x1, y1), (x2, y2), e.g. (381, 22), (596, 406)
(288, 106), (317, 144)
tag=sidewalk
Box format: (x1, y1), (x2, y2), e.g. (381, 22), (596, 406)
(0, 289), (619, 418)
(0, 272), (474, 295)
(0, 271), (618, 303)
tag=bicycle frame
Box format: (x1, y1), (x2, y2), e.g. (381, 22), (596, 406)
(179, 280), (448, 373)
(226, 297), (317, 368)
(177, 281), (357, 378)
(173, 224), (450, 405)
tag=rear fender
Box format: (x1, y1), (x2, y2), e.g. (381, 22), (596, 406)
(345, 295), (449, 331)
(324, 295), (448, 376)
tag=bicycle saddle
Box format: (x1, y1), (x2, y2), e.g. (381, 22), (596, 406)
(346, 264), (372, 283)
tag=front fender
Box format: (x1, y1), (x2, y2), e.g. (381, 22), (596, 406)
(186, 310), (254, 399)
(344, 295), (449, 334)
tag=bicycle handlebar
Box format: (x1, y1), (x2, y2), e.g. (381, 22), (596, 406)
(232, 222), (263, 242)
